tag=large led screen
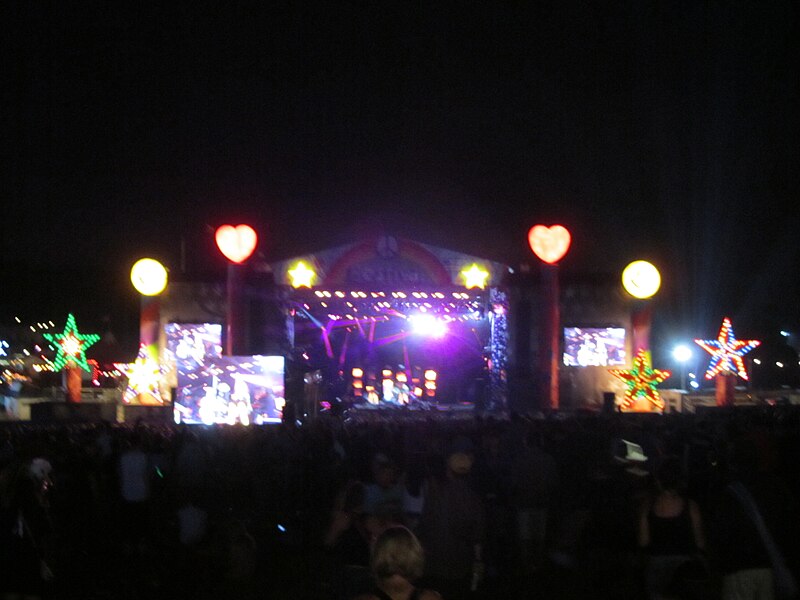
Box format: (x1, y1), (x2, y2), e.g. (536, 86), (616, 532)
(174, 355), (285, 425)
(563, 327), (626, 367)
(163, 323), (223, 389)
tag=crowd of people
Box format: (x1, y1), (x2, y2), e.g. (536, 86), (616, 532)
(1, 405), (799, 599)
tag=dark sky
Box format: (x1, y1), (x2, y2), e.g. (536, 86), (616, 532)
(2, 1), (799, 349)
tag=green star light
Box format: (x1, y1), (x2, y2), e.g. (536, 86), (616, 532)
(43, 313), (100, 372)
(609, 349), (671, 411)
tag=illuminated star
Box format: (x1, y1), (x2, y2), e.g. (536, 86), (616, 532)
(695, 317), (760, 380)
(43, 314), (100, 372)
(609, 349), (671, 411)
(461, 264), (489, 289)
(288, 261), (316, 288)
(115, 345), (164, 404)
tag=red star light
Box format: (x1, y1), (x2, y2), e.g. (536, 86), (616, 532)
(695, 317), (760, 380)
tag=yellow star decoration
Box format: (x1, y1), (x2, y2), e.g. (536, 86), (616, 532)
(461, 264), (489, 289)
(115, 345), (164, 404)
(609, 349), (671, 411)
(288, 261), (316, 288)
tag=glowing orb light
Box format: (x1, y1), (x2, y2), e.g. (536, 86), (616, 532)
(528, 225), (571, 264)
(695, 317), (760, 380)
(130, 258), (168, 296)
(461, 264), (489, 289)
(622, 260), (661, 299)
(288, 261), (316, 288)
(215, 224), (258, 263)
(42, 314), (100, 372)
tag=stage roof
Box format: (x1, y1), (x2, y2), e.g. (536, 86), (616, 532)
(270, 235), (510, 290)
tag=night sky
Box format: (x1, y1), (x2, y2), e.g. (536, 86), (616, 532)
(2, 2), (799, 356)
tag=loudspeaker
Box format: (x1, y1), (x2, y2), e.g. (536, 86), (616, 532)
(122, 405), (172, 424)
(30, 402), (113, 422)
(602, 392), (616, 414)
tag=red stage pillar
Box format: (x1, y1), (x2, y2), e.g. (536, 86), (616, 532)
(225, 263), (241, 356)
(65, 367), (82, 403)
(715, 372), (736, 407)
(543, 265), (560, 410)
(631, 303), (653, 354)
(140, 295), (161, 360)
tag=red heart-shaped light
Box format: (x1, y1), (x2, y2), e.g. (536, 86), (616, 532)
(528, 224), (571, 264)
(215, 224), (258, 264)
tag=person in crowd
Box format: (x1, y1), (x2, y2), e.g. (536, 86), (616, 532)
(401, 454), (427, 533)
(220, 517), (258, 600)
(0, 457), (55, 600)
(417, 435), (486, 600)
(637, 455), (706, 600)
(326, 479), (389, 599)
(364, 453), (405, 522)
(355, 525), (441, 600)
(117, 430), (152, 554)
(711, 435), (800, 600)
(510, 425), (559, 574)
(471, 424), (513, 584)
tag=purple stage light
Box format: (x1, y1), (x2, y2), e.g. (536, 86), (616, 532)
(409, 314), (448, 338)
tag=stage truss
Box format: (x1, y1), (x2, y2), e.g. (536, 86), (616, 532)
(289, 286), (508, 412)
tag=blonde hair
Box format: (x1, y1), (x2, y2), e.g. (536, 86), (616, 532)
(370, 526), (425, 581)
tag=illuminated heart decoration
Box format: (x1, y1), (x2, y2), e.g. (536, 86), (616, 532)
(528, 224), (571, 264)
(215, 224), (258, 263)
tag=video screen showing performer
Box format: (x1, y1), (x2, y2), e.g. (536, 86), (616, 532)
(174, 355), (285, 425)
(563, 327), (626, 367)
(163, 323), (223, 389)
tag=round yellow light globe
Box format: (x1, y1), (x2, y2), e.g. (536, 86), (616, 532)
(130, 258), (168, 296)
(622, 260), (661, 299)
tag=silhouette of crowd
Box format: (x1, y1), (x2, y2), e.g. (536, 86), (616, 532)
(1, 405), (799, 599)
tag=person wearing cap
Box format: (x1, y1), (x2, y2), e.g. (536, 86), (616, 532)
(417, 436), (486, 599)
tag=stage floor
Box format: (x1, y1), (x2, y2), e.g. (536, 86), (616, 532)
(343, 400), (479, 422)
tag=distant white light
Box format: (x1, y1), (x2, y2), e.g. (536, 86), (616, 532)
(690, 380), (700, 389)
(780, 331), (790, 337)
(672, 344), (692, 363)
(753, 358), (762, 365)
(776, 362), (784, 368)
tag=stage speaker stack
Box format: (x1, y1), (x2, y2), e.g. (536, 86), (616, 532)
(602, 392), (616, 414)
(243, 267), (291, 356)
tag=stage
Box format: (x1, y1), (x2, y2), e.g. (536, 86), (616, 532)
(342, 400), (480, 423)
